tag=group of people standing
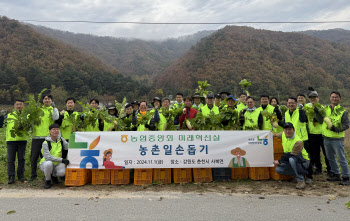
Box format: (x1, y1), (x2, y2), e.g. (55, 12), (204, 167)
(4, 88), (350, 189)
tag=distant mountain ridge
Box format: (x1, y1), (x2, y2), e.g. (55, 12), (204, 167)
(301, 29), (350, 46)
(29, 24), (215, 82)
(0, 17), (149, 103)
(154, 25), (350, 102)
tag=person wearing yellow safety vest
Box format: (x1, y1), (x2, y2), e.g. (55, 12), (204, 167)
(131, 100), (140, 112)
(278, 97), (313, 181)
(134, 101), (166, 131)
(39, 123), (69, 189)
(237, 92), (247, 115)
(315, 91), (350, 185)
(5, 100), (28, 184)
(172, 92), (184, 109)
(239, 96), (263, 130)
(306, 90), (331, 175)
(221, 95), (239, 129)
(269, 97), (284, 133)
(30, 94), (59, 181)
(99, 104), (118, 131)
(83, 99), (100, 132)
(214, 94), (221, 107)
(297, 93), (307, 107)
(273, 122), (310, 189)
(258, 95), (282, 131)
(192, 93), (204, 110)
(56, 97), (79, 142)
(200, 93), (220, 116)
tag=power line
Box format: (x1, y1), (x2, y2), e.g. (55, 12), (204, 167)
(13, 20), (350, 25)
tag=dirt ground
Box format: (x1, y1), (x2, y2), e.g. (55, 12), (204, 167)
(1, 172), (349, 199)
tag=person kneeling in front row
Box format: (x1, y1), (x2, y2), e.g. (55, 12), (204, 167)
(273, 122), (310, 189)
(40, 123), (69, 189)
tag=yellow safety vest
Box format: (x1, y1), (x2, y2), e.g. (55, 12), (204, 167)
(243, 109), (261, 130)
(33, 106), (55, 137)
(284, 110), (308, 141)
(258, 104), (275, 131)
(201, 105), (219, 116)
(322, 105), (346, 138)
(40, 140), (63, 165)
(5, 112), (28, 141)
(282, 133), (309, 160)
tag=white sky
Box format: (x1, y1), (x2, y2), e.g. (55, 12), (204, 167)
(1, 0), (350, 40)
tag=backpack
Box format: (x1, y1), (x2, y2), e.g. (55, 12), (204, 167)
(40, 139), (67, 159)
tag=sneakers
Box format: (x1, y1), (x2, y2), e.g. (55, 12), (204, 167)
(296, 181), (306, 189)
(18, 175), (26, 182)
(44, 180), (52, 189)
(340, 177), (350, 186)
(327, 173), (341, 181)
(8, 176), (15, 184)
(305, 178), (312, 184)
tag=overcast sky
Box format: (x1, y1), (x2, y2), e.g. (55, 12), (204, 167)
(1, 0), (350, 40)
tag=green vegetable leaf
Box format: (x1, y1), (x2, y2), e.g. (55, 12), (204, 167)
(345, 201), (350, 209)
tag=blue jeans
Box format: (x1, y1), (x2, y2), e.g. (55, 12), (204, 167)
(324, 138), (349, 178)
(276, 158), (309, 182)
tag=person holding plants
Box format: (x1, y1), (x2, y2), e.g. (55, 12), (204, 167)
(239, 96), (263, 130)
(315, 91), (350, 185)
(270, 97), (284, 133)
(192, 93), (203, 109)
(179, 97), (197, 130)
(30, 94), (59, 181)
(258, 95), (283, 131)
(237, 92), (247, 114)
(305, 90), (331, 175)
(56, 97), (79, 142)
(5, 100), (27, 184)
(200, 93), (219, 116)
(172, 92), (184, 109)
(84, 99), (100, 132)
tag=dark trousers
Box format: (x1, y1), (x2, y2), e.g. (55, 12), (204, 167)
(309, 134), (331, 172)
(7, 141), (27, 178)
(31, 138), (45, 177)
(303, 140), (313, 179)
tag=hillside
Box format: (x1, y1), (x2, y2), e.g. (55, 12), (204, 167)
(0, 17), (149, 104)
(154, 26), (350, 102)
(29, 24), (215, 82)
(301, 29), (350, 46)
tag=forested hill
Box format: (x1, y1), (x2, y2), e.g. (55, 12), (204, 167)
(154, 25), (350, 102)
(301, 29), (350, 46)
(0, 17), (149, 104)
(29, 24), (215, 83)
